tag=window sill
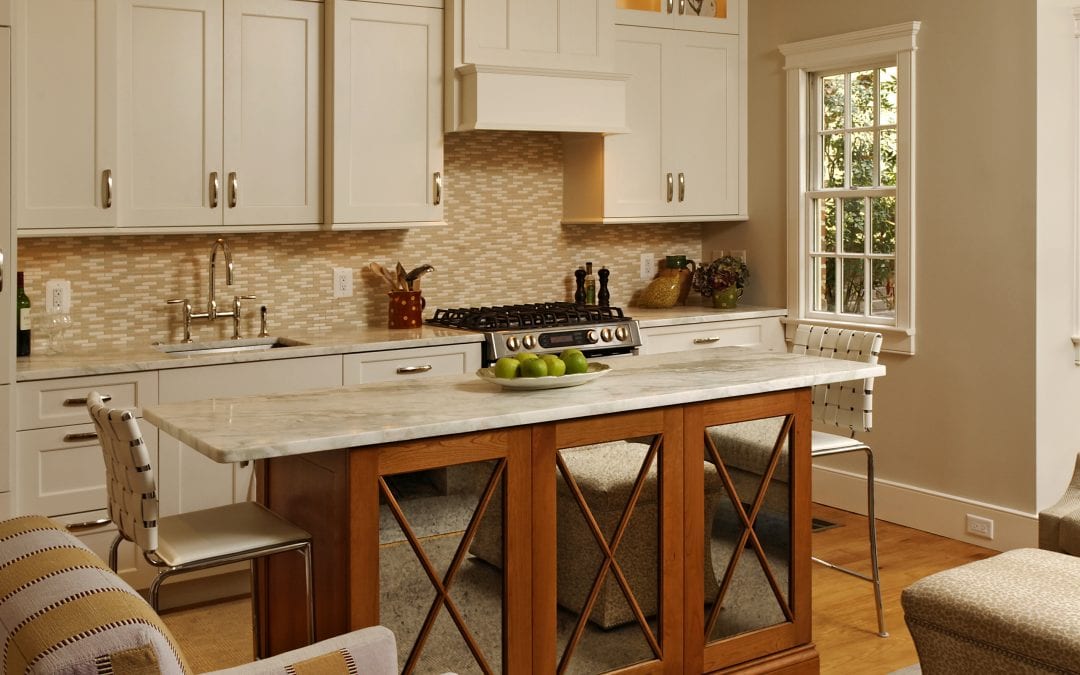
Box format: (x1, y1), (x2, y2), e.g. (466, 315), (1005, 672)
(781, 317), (915, 355)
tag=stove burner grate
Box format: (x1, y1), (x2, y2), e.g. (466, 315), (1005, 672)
(428, 302), (629, 331)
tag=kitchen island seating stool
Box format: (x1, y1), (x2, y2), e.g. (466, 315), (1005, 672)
(0, 513), (396, 674)
(85, 391), (316, 653)
(791, 325), (886, 637)
(901, 547), (1080, 674)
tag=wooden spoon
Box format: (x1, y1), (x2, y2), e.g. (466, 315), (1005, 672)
(368, 262), (398, 289)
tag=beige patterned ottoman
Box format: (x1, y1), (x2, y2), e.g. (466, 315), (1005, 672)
(902, 548), (1080, 674)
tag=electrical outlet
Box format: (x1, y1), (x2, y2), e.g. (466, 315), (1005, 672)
(965, 514), (994, 539)
(333, 267), (353, 298)
(729, 249), (748, 265)
(44, 279), (71, 313)
(639, 253), (656, 280)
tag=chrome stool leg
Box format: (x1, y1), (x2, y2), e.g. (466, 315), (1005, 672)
(865, 446), (888, 637)
(301, 542), (315, 645)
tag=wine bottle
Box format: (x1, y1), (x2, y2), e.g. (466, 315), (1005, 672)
(584, 262), (597, 305)
(16, 272), (31, 357)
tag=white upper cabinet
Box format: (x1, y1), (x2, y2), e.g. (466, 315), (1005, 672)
(615, 0), (739, 34)
(13, 0), (118, 231)
(563, 24), (744, 223)
(119, 0), (322, 230)
(119, 0), (223, 228)
(445, 0), (627, 133)
(328, 1), (443, 228)
(224, 0), (322, 226)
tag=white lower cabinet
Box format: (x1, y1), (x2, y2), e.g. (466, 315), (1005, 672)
(639, 318), (785, 355)
(14, 371), (159, 585)
(343, 343), (482, 384)
(157, 355), (342, 515)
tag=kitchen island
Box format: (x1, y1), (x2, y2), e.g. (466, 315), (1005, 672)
(144, 347), (884, 674)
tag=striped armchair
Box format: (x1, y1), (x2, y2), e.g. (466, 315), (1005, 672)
(0, 515), (396, 674)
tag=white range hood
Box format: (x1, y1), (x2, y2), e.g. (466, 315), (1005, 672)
(445, 0), (628, 134)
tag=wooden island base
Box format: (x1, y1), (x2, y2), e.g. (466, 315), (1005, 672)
(258, 389), (819, 674)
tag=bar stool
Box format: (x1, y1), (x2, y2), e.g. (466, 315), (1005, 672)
(86, 391), (316, 651)
(792, 324), (887, 637)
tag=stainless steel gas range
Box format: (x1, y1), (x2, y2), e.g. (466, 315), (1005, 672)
(427, 302), (641, 365)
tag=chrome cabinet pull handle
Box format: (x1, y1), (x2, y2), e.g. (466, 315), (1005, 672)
(228, 171), (238, 208)
(667, 0), (673, 13)
(678, 172), (686, 202)
(396, 365), (433, 374)
(433, 172), (442, 206)
(102, 169), (113, 209)
(693, 337), (722, 344)
(209, 172), (219, 208)
(63, 394), (111, 407)
(666, 173), (673, 202)
(0, 248), (4, 293)
(679, 0), (685, 14)
(63, 432), (100, 442)
(66, 518), (112, 532)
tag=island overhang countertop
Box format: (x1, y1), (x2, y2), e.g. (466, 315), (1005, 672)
(142, 347), (885, 464)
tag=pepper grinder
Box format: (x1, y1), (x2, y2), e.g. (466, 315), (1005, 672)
(598, 267), (610, 307)
(574, 267), (587, 304)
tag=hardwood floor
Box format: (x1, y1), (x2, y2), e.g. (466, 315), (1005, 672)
(810, 504), (995, 674)
(163, 503), (997, 673)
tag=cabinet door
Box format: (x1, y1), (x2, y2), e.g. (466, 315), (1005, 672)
(14, 0), (118, 230)
(331, 2), (442, 226)
(603, 25), (669, 219)
(223, 0), (321, 226)
(119, 0), (222, 227)
(461, 0), (612, 71)
(667, 31), (739, 217)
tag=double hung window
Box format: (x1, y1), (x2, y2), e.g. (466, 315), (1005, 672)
(781, 23), (919, 353)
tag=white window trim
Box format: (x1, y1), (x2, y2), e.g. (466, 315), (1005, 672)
(780, 22), (920, 355)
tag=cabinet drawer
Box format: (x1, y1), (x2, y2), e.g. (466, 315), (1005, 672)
(159, 355), (341, 403)
(17, 371), (158, 430)
(343, 344), (481, 384)
(641, 319), (784, 355)
(16, 421), (159, 518)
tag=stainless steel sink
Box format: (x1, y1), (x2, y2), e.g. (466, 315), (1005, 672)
(154, 336), (309, 357)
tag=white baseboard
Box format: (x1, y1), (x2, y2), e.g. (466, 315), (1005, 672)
(813, 465), (1038, 552)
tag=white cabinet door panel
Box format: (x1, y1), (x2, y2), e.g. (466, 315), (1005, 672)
(120, 0), (222, 227)
(332, 2), (442, 226)
(604, 27), (666, 218)
(15, 0), (117, 229)
(462, 0), (611, 71)
(669, 32), (738, 217)
(223, 0), (321, 226)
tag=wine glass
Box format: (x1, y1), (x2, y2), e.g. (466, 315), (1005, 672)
(45, 312), (72, 354)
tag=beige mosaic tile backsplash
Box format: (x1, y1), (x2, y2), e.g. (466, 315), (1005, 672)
(18, 132), (703, 350)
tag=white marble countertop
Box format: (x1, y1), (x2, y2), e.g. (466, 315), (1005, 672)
(143, 346), (882, 464)
(629, 304), (786, 327)
(17, 306), (787, 381)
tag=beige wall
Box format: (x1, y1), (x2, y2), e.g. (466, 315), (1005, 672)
(18, 131), (702, 350)
(711, 0), (1040, 515)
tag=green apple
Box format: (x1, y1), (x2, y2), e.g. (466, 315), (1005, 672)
(541, 354), (567, 377)
(515, 352), (539, 362)
(492, 357), (521, 379)
(559, 348), (584, 360)
(520, 358), (549, 378)
(563, 352), (588, 375)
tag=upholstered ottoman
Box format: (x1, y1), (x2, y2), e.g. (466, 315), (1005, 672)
(902, 548), (1080, 674)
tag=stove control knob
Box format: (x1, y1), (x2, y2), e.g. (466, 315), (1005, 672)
(600, 327), (613, 342)
(614, 325), (629, 341)
(506, 336), (519, 351)
(522, 335), (537, 350)
(586, 330), (599, 344)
